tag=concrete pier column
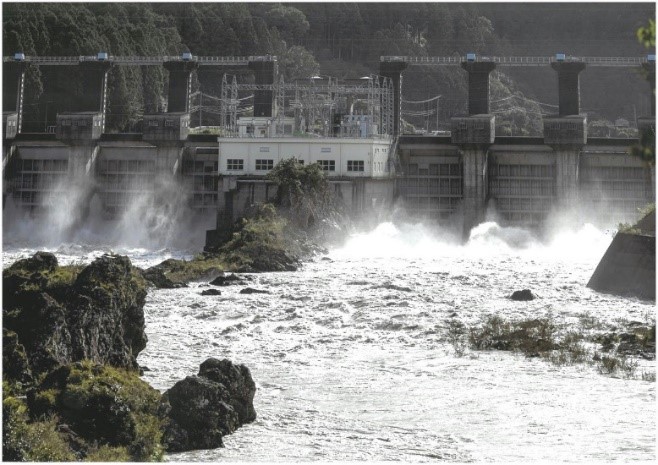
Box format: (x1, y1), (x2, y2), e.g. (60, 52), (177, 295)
(461, 148), (489, 237)
(248, 59), (277, 117)
(3, 61), (27, 133)
(164, 61), (198, 113)
(543, 115), (586, 210)
(642, 62), (655, 117)
(79, 61), (113, 132)
(379, 60), (408, 135)
(550, 62), (586, 116)
(461, 62), (496, 115)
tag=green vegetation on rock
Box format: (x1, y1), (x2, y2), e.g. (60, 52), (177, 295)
(4, 361), (164, 461)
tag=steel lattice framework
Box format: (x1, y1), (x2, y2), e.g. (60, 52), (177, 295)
(219, 75), (396, 137)
(220, 74), (239, 135)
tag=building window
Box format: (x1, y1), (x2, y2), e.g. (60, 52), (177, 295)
(256, 159), (274, 171)
(321, 147), (332, 153)
(62, 120), (71, 126)
(164, 120), (175, 127)
(347, 160), (364, 172)
(259, 147), (270, 152)
(148, 120), (159, 127)
(318, 160), (335, 171)
(227, 159), (244, 171)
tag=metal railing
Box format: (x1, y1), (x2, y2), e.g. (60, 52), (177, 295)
(3, 55), (277, 66)
(381, 55), (651, 67)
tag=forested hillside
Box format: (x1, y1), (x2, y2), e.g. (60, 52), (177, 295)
(3, 2), (653, 134)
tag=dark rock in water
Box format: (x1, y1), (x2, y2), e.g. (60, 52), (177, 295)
(510, 289), (536, 301)
(3, 252), (148, 376)
(372, 283), (413, 292)
(142, 266), (187, 289)
(239, 287), (270, 295)
(209, 274), (250, 286)
(161, 358), (256, 452)
(198, 358), (257, 423)
(321, 257), (333, 262)
(201, 289), (222, 296)
(12, 251), (59, 272)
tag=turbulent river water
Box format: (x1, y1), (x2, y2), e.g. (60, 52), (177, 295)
(3, 221), (656, 462)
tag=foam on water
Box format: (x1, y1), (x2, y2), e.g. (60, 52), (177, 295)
(3, 220), (654, 461)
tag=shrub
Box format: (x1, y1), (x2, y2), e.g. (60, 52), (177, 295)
(3, 394), (75, 461)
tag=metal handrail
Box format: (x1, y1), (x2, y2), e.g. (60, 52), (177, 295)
(3, 55), (277, 65)
(380, 55), (651, 67)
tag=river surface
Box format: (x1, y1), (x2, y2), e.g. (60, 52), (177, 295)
(3, 221), (655, 462)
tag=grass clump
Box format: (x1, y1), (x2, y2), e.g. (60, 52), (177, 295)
(3, 394), (75, 461)
(464, 314), (655, 381)
(468, 316), (557, 356)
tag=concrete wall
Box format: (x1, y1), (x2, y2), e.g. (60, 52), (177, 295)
(218, 137), (392, 178)
(587, 232), (655, 300)
(399, 135), (654, 230)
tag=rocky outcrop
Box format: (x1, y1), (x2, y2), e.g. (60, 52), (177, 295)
(26, 362), (164, 461)
(161, 358), (257, 452)
(3, 252), (260, 459)
(3, 252), (148, 376)
(3, 329), (33, 385)
(142, 266), (186, 289)
(509, 289), (536, 301)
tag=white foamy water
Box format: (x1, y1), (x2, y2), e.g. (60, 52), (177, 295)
(3, 221), (655, 462)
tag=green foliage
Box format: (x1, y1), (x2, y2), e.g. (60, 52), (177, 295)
(266, 4), (310, 44)
(266, 158), (329, 228)
(84, 445), (132, 462)
(218, 203), (296, 272)
(279, 45), (320, 81)
(637, 19), (656, 48)
(631, 125), (655, 166)
(3, 394), (75, 462)
(3, 3), (182, 131)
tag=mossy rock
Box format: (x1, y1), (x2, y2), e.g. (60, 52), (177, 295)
(3, 328), (33, 385)
(3, 393), (76, 461)
(3, 253), (149, 377)
(27, 361), (164, 461)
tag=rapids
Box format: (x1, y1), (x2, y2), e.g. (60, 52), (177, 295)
(2, 221), (655, 462)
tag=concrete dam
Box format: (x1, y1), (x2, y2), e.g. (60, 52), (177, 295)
(2, 52), (655, 245)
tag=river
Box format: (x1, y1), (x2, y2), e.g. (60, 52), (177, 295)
(2, 220), (655, 462)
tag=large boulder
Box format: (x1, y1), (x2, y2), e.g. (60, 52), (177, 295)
(509, 289), (536, 301)
(26, 361), (164, 461)
(3, 253), (148, 376)
(161, 358), (256, 452)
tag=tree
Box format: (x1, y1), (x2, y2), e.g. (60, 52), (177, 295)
(266, 158), (328, 228)
(631, 19), (655, 166)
